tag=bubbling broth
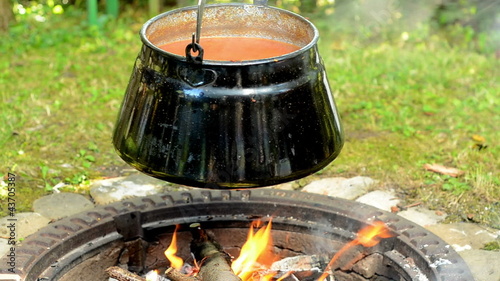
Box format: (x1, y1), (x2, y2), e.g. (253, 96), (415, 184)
(158, 37), (301, 61)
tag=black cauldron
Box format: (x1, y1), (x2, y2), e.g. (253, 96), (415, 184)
(113, 4), (344, 188)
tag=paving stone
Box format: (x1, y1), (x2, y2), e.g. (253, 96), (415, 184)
(90, 173), (188, 205)
(302, 176), (375, 200)
(397, 207), (447, 227)
(2, 169), (495, 279)
(0, 212), (50, 240)
(355, 190), (400, 212)
(33, 193), (94, 220)
(459, 250), (500, 281)
(425, 223), (500, 251)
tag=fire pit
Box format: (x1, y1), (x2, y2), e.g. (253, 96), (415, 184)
(1, 189), (474, 280)
(0, 2), (475, 280)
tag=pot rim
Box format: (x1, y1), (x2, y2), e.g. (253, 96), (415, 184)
(139, 3), (320, 66)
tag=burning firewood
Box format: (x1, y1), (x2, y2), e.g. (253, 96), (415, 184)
(105, 266), (146, 281)
(233, 255), (332, 281)
(268, 254), (333, 280)
(164, 266), (201, 281)
(190, 223), (242, 281)
(110, 220), (392, 281)
(270, 254), (330, 273)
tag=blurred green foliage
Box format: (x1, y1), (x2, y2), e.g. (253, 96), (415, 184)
(7, 0), (498, 52)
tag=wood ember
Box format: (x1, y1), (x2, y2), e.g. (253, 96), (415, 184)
(270, 254), (330, 273)
(190, 223), (242, 281)
(258, 255), (331, 281)
(105, 266), (146, 281)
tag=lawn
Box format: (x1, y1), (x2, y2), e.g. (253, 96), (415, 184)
(1, 2), (499, 228)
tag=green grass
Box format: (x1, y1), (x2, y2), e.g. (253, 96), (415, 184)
(1, 7), (147, 212)
(1, 5), (499, 228)
(315, 23), (499, 227)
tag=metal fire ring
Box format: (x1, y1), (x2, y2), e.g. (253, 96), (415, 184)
(0, 190), (475, 281)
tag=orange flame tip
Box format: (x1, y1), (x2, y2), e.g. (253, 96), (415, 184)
(317, 221), (393, 281)
(355, 221), (393, 247)
(231, 219), (274, 281)
(164, 225), (184, 270)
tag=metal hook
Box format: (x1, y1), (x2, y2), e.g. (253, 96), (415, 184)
(186, 0), (206, 63)
(186, 33), (204, 64)
(186, 0), (266, 63)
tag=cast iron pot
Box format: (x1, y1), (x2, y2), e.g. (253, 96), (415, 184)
(113, 4), (344, 188)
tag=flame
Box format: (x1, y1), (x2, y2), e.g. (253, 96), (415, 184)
(160, 220), (391, 281)
(356, 221), (393, 247)
(164, 225), (184, 270)
(317, 221), (393, 281)
(260, 272), (276, 281)
(146, 270), (158, 281)
(231, 219), (274, 281)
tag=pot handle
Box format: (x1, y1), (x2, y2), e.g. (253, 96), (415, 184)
(185, 34), (204, 64)
(185, 0), (267, 64)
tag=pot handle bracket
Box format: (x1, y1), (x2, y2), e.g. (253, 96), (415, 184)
(185, 33), (204, 64)
(185, 0), (267, 64)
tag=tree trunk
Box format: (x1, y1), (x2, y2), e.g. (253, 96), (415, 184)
(0, 0), (15, 32)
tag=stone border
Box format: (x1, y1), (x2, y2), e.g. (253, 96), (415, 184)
(0, 189), (475, 281)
